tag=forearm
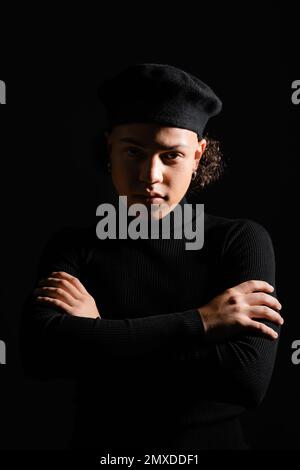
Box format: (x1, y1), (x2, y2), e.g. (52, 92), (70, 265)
(21, 294), (206, 377)
(175, 313), (281, 409)
(22, 292), (281, 409)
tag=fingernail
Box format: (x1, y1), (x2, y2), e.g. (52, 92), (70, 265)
(273, 332), (278, 338)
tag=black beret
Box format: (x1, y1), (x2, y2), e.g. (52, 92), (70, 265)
(98, 63), (222, 138)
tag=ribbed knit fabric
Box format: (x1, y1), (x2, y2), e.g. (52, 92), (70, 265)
(20, 196), (281, 451)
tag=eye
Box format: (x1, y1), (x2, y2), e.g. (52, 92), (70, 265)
(126, 147), (141, 157)
(162, 152), (181, 161)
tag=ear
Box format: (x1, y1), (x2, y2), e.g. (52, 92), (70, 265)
(198, 138), (207, 155)
(194, 138), (207, 168)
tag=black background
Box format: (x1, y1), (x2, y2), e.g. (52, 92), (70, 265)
(0, 3), (299, 452)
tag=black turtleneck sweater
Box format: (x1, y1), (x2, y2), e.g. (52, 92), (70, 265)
(21, 197), (280, 451)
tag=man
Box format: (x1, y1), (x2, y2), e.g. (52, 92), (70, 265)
(21, 63), (283, 451)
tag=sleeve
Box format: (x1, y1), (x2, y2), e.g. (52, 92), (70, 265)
(20, 228), (206, 379)
(177, 218), (282, 409)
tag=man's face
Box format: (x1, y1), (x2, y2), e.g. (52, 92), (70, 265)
(106, 123), (206, 218)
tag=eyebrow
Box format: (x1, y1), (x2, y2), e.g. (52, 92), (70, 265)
(119, 137), (189, 150)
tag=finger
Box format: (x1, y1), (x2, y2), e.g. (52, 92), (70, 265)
(51, 271), (89, 295)
(246, 292), (282, 311)
(38, 277), (81, 300)
(33, 286), (75, 307)
(248, 305), (284, 326)
(247, 319), (279, 339)
(233, 280), (275, 294)
(35, 296), (73, 315)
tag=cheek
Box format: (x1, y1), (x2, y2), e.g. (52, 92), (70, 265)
(167, 163), (192, 189)
(111, 158), (138, 189)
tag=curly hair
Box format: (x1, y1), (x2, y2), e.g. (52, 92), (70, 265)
(188, 135), (225, 193)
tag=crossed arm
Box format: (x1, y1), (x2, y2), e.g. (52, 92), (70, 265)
(33, 270), (283, 340)
(21, 220), (284, 408)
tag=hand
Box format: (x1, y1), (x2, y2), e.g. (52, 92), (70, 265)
(33, 271), (101, 319)
(197, 280), (283, 341)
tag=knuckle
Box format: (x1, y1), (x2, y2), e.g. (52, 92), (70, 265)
(269, 309), (278, 320)
(264, 327), (272, 336)
(264, 307), (275, 319)
(57, 271), (69, 278)
(232, 305), (242, 314)
(262, 306), (271, 314)
(250, 280), (261, 291)
(248, 280), (257, 289)
(268, 297), (278, 308)
(260, 293), (269, 303)
(227, 294), (239, 305)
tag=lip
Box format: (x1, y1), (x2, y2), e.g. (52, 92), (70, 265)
(134, 192), (166, 199)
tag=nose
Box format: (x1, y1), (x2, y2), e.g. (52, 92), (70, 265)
(139, 155), (164, 185)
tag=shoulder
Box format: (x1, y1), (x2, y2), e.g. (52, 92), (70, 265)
(204, 214), (276, 290)
(39, 224), (96, 266)
(204, 212), (274, 254)
(34, 225), (98, 279)
(44, 224), (95, 247)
